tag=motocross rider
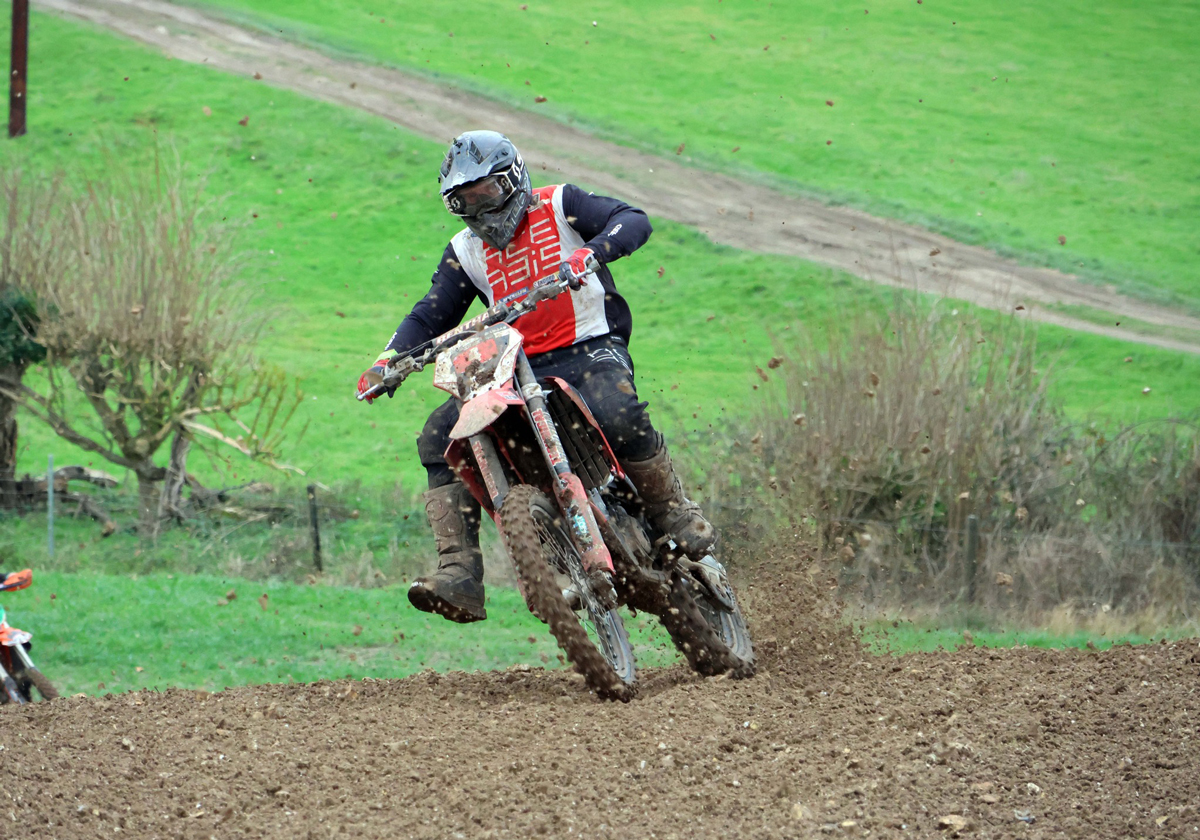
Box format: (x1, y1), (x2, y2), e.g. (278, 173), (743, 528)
(357, 130), (715, 623)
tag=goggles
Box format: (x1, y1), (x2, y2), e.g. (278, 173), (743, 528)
(443, 164), (521, 217)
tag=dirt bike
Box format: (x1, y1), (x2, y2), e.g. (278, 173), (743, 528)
(0, 569), (58, 704)
(360, 266), (755, 701)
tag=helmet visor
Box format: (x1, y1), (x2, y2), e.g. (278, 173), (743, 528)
(443, 173), (514, 218)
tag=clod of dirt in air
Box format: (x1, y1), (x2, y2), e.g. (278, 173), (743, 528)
(995, 572), (1014, 586)
(929, 247), (941, 257)
(253, 71), (262, 80)
(768, 356), (784, 369)
(826, 140), (833, 145)
(920, 445), (931, 453)
(1142, 387), (1151, 394)
(534, 96), (548, 103)
(868, 371), (880, 386)
(750, 432), (763, 444)
(793, 413), (806, 427)
(352, 624), (363, 636)
(675, 143), (686, 155)
(238, 115), (249, 126)
(710, 34), (716, 40)
(706, 314), (716, 321)
(839, 544), (855, 563)
(756, 367), (769, 382)
(1016, 506), (1028, 521)
(50, 593), (56, 600)
(1015, 304), (1025, 310)
(258, 593), (269, 611)
(731, 146), (740, 152)
(226, 589), (237, 600)
(520, 4), (527, 9)
(1124, 356), (1132, 362)
(958, 491), (970, 500)
(938, 815), (969, 832)
(932, 387), (942, 395)
(135, 666), (143, 672)
(335, 311), (346, 318)
(330, 212), (338, 219)
(1058, 235), (1067, 245)
(202, 106), (212, 116)
(826, 100), (834, 106)
(764, 45), (770, 51)
(120, 738), (134, 752)
(216, 598), (229, 607)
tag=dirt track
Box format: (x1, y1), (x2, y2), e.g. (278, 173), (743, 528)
(40, 0), (1200, 355)
(4, 552), (1199, 839)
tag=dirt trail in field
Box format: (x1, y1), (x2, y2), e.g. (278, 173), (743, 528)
(5, 550), (1200, 838)
(41, 0), (1200, 355)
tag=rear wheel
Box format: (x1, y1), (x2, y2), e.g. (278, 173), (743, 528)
(659, 561), (756, 679)
(500, 485), (636, 701)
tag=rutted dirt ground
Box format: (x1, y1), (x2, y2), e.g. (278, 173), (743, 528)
(4, 551), (1199, 839)
(40, 0), (1200, 355)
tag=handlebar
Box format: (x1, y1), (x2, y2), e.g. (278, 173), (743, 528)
(357, 265), (596, 402)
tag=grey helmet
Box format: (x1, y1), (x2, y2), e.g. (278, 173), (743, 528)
(439, 131), (532, 250)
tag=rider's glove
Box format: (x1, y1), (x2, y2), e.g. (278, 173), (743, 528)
(558, 248), (596, 291)
(357, 355), (395, 404)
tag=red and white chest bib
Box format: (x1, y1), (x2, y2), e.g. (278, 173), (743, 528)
(451, 185), (609, 356)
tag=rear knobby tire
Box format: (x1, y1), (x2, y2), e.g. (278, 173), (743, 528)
(660, 569), (756, 679)
(499, 485), (636, 702)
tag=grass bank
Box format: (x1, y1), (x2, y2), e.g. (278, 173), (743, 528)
(180, 0), (1200, 312)
(3, 11), (1196, 502)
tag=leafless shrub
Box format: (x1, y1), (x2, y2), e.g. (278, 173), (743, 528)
(706, 298), (1200, 620)
(0, 162), (301, 534)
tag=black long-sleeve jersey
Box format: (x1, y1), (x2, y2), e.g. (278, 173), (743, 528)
(384, 184), (652, 357)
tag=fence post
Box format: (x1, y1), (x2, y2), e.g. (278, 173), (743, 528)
(964, 514), (979, 603)
(8, 0), (29, 138)
(307, 483), (322, 573)
(46, 454), (54, 558)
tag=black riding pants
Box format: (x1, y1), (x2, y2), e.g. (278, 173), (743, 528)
(418, 336), (660, 490)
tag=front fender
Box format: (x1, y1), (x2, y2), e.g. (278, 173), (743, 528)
(449, 387), (525, 440)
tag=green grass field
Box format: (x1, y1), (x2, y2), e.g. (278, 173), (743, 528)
(0, 9), (1197, 698)
(3, 11), (1196, 497)
(1, 571), (677, 697)
(180, 0), (1200, 312)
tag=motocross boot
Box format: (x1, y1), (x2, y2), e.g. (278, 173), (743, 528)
(407, 482), (487, 623)
(622, 439), (717, 558)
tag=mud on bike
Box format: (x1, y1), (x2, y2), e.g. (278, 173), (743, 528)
(0, 569), (59, 704)
(360, 266), (754, 701)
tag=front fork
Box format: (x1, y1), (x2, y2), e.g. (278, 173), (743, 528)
(0, 644), (34, 703)
(483, 353), (615, 576)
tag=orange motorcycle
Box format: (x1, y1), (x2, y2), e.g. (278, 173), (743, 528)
(0, 570), (58, 704)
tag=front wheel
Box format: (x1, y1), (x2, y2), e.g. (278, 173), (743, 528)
(16, 667), (58, 702)
(499, 486), (636, 701)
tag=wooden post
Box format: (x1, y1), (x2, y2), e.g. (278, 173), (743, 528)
(964, 514), (979, 603)
(8, 0), (29, 139)
(46, 454), (54, 558)
(307, 483), (322, 572)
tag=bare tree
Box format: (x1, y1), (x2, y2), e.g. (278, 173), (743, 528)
(0, 169), (60, 502)
(0, 165), (301, 534)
